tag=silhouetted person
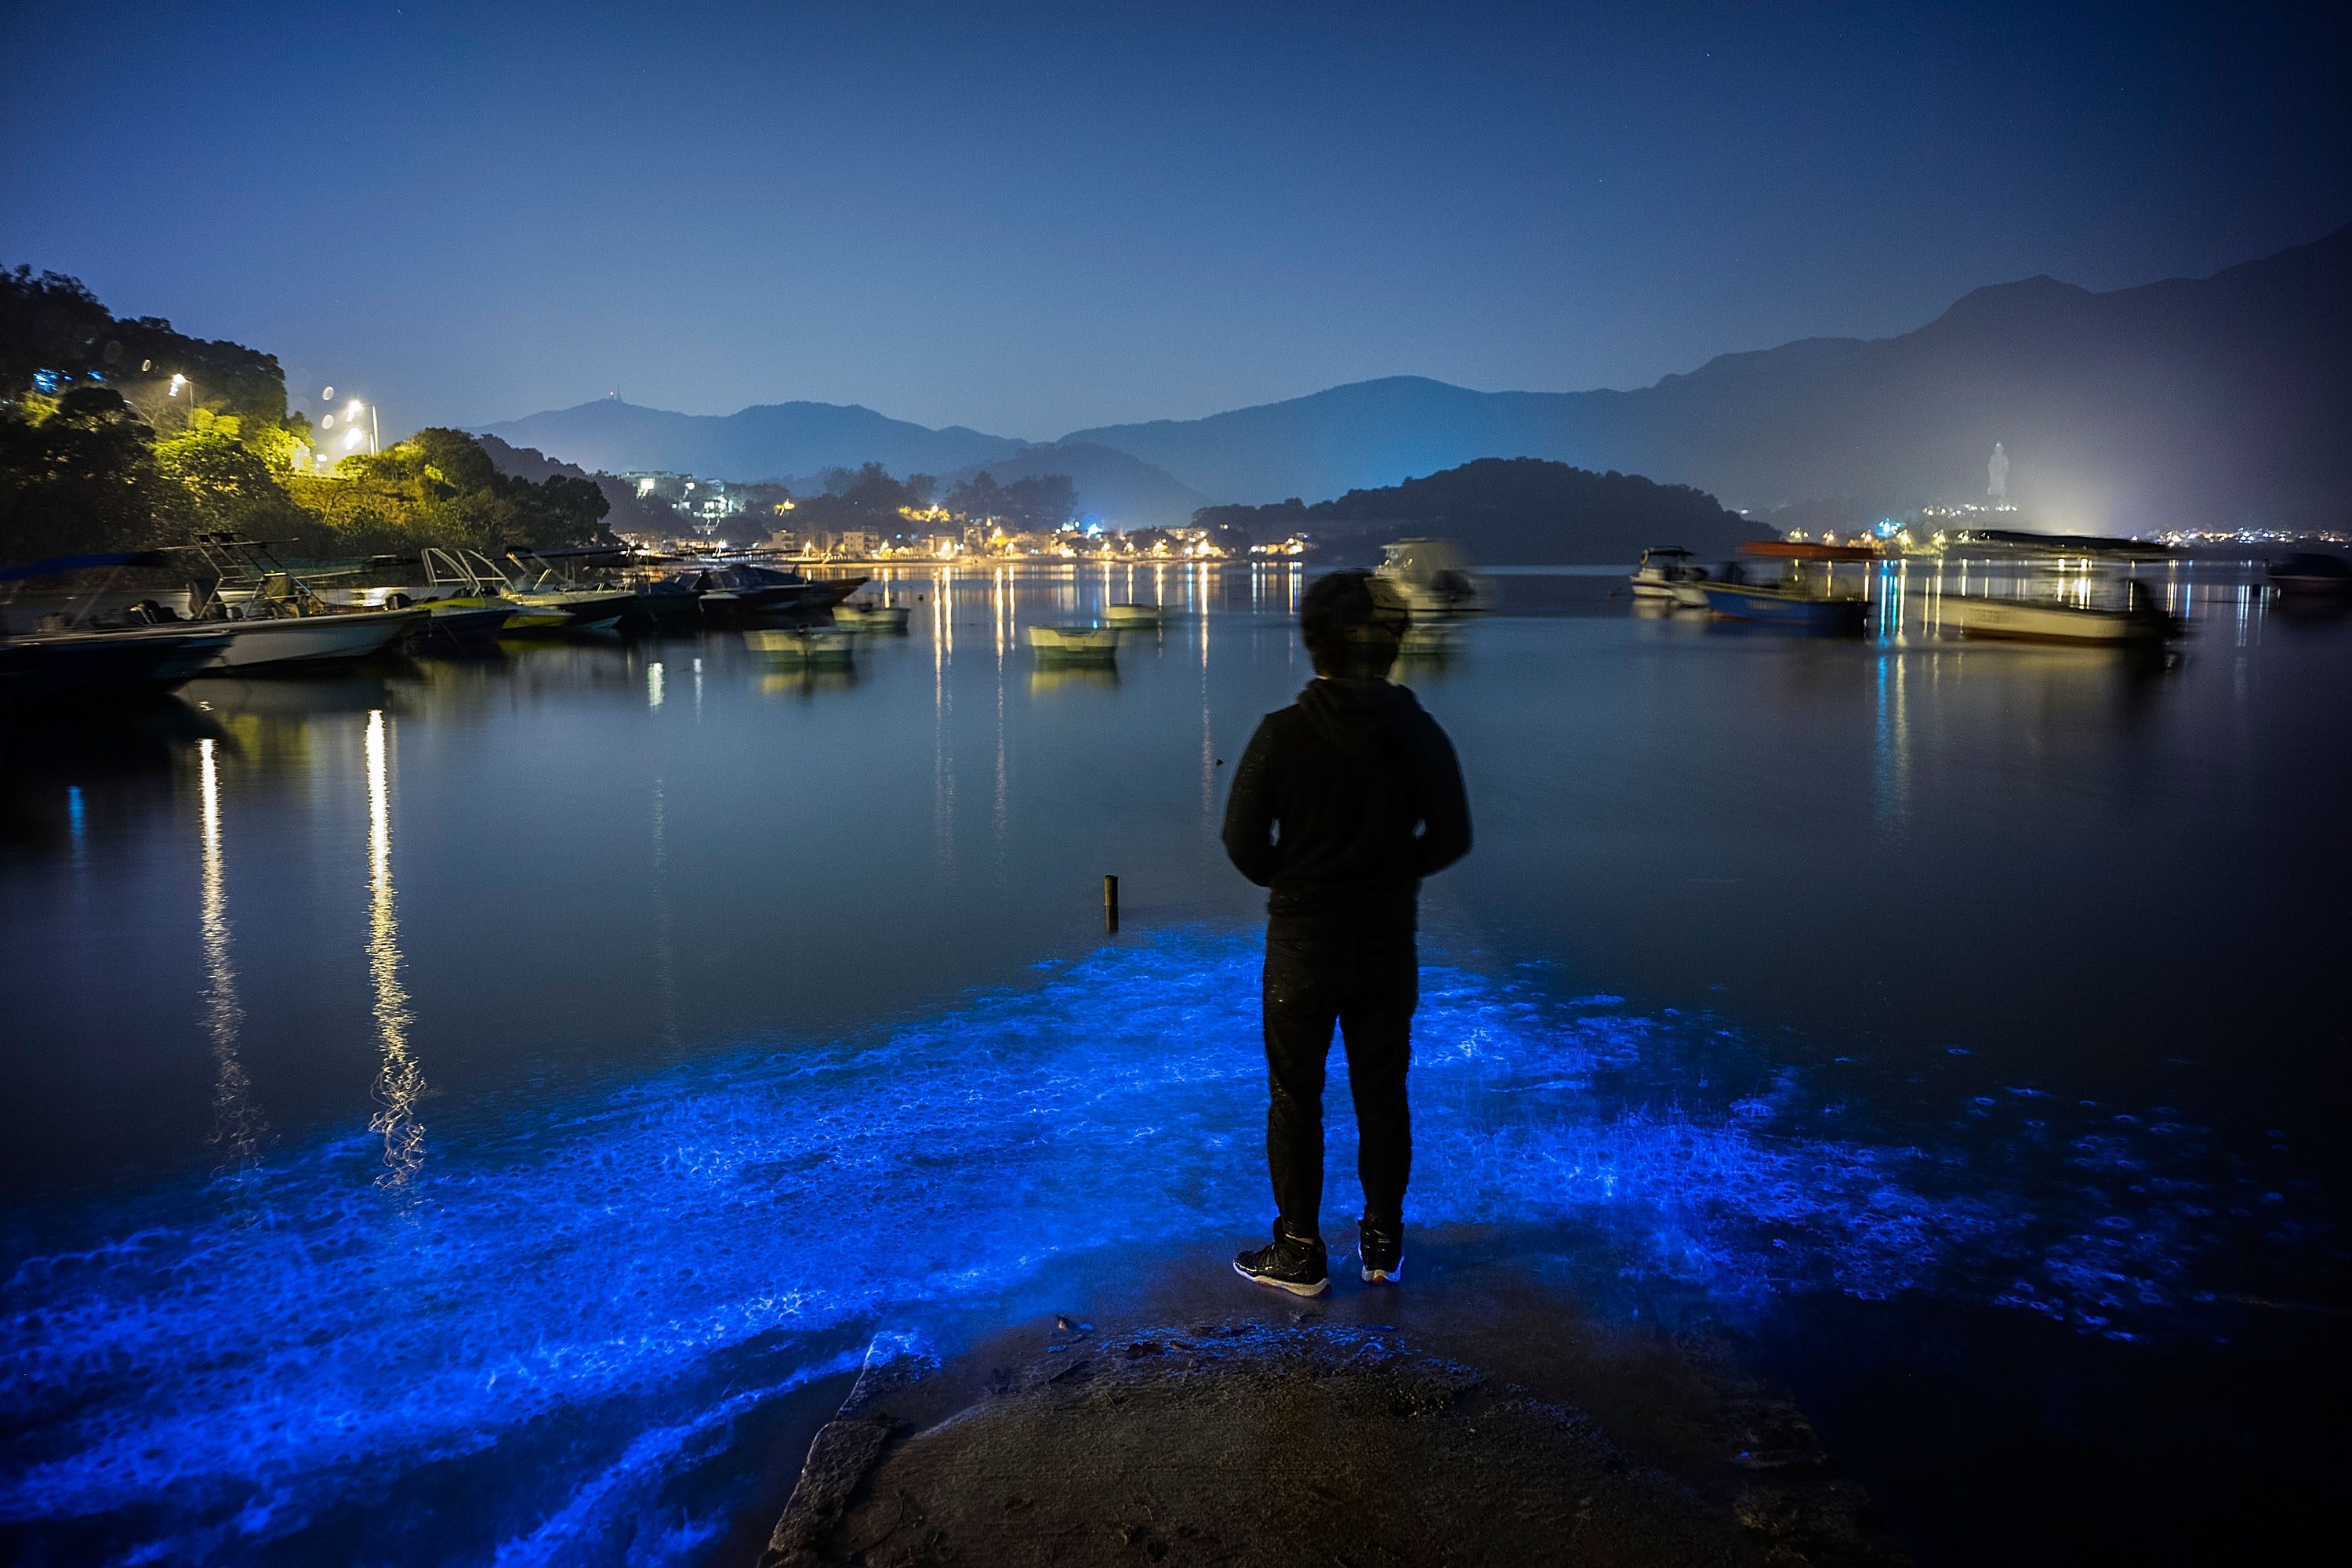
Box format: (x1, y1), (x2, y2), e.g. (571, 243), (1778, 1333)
(1221, 570), (1472, 1295)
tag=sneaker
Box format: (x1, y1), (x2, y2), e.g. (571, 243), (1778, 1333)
(1359, 1218), (1404, 1283)
(1232, 1221), (1330, 1297)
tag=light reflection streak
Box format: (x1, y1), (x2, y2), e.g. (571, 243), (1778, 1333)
(198, 739), (262, 1167)
(365, 710), (423, 1185)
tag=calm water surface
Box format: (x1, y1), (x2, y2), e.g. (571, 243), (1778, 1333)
(2, 561), (2345, 1564)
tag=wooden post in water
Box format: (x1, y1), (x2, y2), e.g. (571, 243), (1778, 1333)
(1104, 874), (1119, 932)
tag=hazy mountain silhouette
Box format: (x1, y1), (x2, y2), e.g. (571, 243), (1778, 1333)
(1198, 457), (1768, 563)
(475, 397), (1027, 483)
(940, 442), (1208, 530)
(1065, 224), (2352, 532)
(479, 225), (2347, 533)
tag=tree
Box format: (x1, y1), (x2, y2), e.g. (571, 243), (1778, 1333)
(0, 387), (180, 561)
(282, 428), (612, 555)
(154, 425), (310, 539)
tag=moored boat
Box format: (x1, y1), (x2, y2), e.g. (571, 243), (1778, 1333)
(744, 626), (855, 665)
(1103, 602), (1164, 627)
(1025, 624), (1120, 662)
(1694, 580), (1869, 633)
(1629, 546), (1704, 600)
(1376, 539), (1485, 616)
(832, 598), (913, 631)
(0, 627), (231, 707)
(2264, 552), (2352, 599)
(1938, 579), (2182, 644)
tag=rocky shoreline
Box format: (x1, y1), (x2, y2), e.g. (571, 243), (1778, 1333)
(759, 1285), (1903, 1567)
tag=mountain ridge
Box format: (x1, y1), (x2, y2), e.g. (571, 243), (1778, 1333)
(477, 223), (2352, 532)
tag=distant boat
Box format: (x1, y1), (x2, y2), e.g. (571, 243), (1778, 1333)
(1103, 602), (1164, 627)
(1025, 624), (1120, 662)
(744, 626), (855, 665)
(1629, 546), (1704, 600)
(1744, 540), (1879, 563)
(2264, 552), (2352, 599)
(1938, 579), (2183, 644)
(1377, 539), (1486, 616)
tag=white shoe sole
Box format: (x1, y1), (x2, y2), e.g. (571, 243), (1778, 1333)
(1232, 1259), (1330, 1297)
(1360, 1259), (1403, 1283)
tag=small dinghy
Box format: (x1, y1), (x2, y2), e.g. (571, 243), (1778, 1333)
(832, 599), (913, 631)
(1103, 602), (1163, 627)
(1025, 624), (1119, 662)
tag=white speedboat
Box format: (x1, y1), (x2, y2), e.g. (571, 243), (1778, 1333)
(1630, 546), (1704, 601)
(1377, 539), (1485, 615)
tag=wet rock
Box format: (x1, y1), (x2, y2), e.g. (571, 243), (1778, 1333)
(759, 1319), (1883, 1566)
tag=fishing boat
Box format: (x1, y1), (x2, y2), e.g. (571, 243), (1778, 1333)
(1629, 546), (1705, 600)
(832, 598), (913, 631)
(1938, 579), (2182, 644)
(1025, 624), (1120, 662)
(1376, 539), (1485, 616)
(1694, 579), (1870, 633)
(744, 626), (855, 666)
(1103, 602), (1164, 627)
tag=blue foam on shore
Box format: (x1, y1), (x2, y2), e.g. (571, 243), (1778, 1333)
(0, 929), (2267, 1563)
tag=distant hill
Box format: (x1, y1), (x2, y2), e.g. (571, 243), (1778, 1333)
(474, 432), (686, 536)
(1200, 457), (1766, 564)
(474, 397), (1027, 483)
(1065, 225), (2352, 532)
(942, 442), (1207, 530)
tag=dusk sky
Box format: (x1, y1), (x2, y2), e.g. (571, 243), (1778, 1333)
(5, 1), (2346, 439)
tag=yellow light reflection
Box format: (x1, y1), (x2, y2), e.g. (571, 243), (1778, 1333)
(199, 739), (263, 1165)
(365, 710), (424, 1185)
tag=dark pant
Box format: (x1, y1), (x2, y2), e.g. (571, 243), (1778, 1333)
(1261, 932), (1417, 1237)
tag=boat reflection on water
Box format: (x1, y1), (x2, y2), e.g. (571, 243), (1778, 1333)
(758, 666), (861, 699)
(1396, 619), (1465, 672)
(1028, 662), (1120, 694)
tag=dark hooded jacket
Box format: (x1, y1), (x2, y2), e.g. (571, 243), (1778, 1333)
(1221, 677), (1472, 938)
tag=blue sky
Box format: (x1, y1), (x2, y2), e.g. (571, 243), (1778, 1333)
(3, 2), (2345, 437)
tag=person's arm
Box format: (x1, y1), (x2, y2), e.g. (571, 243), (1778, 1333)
(1409, 717), (1472, 877)
(1221, 716), (1282, 886)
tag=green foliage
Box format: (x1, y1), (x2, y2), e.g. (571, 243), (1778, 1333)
(154, 426), (311, 539)
(283, 427), (612, 555)
(0, 387), (175, 560)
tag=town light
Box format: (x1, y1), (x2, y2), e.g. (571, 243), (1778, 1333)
(169, 373), (187, 397)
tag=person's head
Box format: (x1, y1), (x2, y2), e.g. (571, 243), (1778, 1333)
(1300, 568), (1407, 679)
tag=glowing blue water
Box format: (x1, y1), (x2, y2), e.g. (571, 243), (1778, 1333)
(0, 929), (2281, 1563)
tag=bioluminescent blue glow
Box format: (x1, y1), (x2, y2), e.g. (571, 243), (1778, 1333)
(0, 929), (2284, 1563)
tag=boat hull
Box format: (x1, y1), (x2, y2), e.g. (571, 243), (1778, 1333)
(1696, 584), (1867, 633)
(0, 629), (232, 707)
(209, 608), (426, 668)
(1940, 596), (2171, 644)
(1025, 625), (1120, 661)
